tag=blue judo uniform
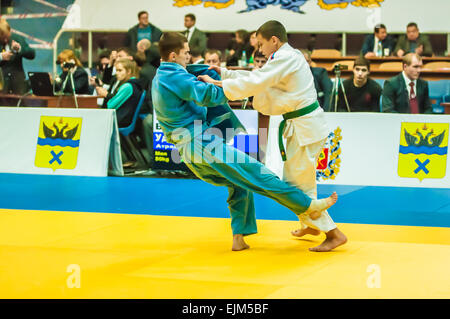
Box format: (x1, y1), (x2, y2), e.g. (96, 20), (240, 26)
(152, 62), (313, 236)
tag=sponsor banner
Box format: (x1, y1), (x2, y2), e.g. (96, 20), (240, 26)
(152, 109), (259, 171)
(266, 113), (450, 188)
(0, 107), (122, 177)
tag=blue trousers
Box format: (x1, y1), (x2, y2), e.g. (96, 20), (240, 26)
(178, 134), (313, 236)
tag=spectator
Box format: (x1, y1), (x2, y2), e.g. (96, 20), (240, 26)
(226, 29), (248, 66)
(395, 22), (433, 57)
(204, 49), (222, 67)
(99, 47), (134, 85)
(0, 18), (35, 95)
(106, 58), (143, 128)
(301, 49), (333, 112)
(125, 11), (162, 51)
(95, 47), (135, 107)
(95, 49), (111, 81)
(336, 57), (382, 112)
(55, 49), (89, 95)
(183, 13), (207, 56)
(253, 50), (267, 70)
(382, 53), (432, 114)
(361, 23), (396, 58)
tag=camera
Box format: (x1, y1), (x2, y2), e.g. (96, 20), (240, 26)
(62, 62), (76, 69)
(333, 64), (348, 72)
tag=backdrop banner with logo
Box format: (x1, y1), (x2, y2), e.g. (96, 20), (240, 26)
(0, 107), (123, 177)
(266, 113), (450, 189)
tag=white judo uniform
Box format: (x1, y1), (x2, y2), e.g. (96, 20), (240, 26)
(221, 43), (337, 232)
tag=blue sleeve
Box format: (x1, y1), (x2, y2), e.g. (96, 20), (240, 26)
(167, 72), (228, 107)
(107, 83), (133, 110)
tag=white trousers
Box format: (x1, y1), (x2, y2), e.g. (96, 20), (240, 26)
(283, 136), (337, 232)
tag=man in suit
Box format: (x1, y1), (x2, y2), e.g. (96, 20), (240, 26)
(361, 23), (396, 58)
(125, 11), (162, 52)
(395, 22), (433, 57)
(301, 49), (333, 111)
(0, 18), (35, 95)
(184, 13), (207, 56)
(382, 53), (432, 114)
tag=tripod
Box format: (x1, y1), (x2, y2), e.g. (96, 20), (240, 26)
(56, 68), (79, 109)
(329, 66), (350, 112)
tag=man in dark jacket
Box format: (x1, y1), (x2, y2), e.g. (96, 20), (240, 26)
(395, 22), (433, 57)
(183, 13), (207, 56)
(0, 18), (36, 94)
(361, 23), (396, 58)
(382, 53), (432, 114)
(301, 49), (333, 111)
(124, 11), (162, 51)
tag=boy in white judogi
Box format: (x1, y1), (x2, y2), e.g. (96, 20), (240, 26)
(198, 21), (347, 252)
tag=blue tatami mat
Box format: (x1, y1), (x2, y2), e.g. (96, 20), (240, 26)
(0, 173), (449, 227)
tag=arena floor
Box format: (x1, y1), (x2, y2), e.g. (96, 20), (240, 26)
(0, 173), (449, 298)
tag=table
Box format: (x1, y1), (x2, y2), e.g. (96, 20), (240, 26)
(0, 94), (98, 108)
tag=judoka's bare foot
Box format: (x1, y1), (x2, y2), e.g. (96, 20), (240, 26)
(291, 227), (320, 237)
(232, 234), (250, 251)
(306, 192), (338, 220)
(309, 228), (347, 252)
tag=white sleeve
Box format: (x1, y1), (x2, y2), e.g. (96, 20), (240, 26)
(221, 67), (252, 80)
(222, 54), (299, 101)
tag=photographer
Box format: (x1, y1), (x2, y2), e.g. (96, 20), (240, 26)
(0, 18), (35, 95)
(55, 49), (90, 95)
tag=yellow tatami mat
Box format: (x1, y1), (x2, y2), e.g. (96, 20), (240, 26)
(0, 209), (449, 298)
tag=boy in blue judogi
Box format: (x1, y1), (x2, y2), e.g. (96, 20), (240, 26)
(152, 32), (337, 251)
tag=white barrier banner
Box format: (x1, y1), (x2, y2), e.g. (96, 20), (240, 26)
(266, 113), (450, 188)
(0, 107), (122, 177)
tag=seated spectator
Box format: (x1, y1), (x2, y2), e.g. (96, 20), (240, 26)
(253, 50), (267, 70)
(125, 11), (162, 51)
(382, 53), (432, 114)
(226, 29), (248, 66)
(95, 47), (154, 110)
(301, 49), (333, 111)
(189, 47), (204, 64)
(95, 49), (111, 81)
(204, 49), (222, 67)
(395, 22), (433, 57)
(336, 57), (382, 112)
(105, 58), (143, 128)
(361, 23), (396, 58)
(55, 49), (90, 95)
(100, 47), (134, 86)
(0, 18), (35, 95)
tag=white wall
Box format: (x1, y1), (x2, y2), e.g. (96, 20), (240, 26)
(72, 0), (450, 33)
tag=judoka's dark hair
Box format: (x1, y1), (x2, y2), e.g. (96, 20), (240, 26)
(256, 20), (288, 43)
(159, 32), (188, 61)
